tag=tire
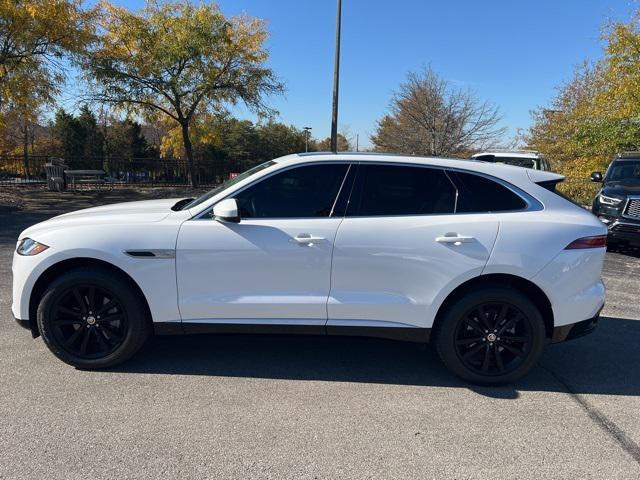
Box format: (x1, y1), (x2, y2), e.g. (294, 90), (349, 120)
(37, 267), (150, 369)
(435, 285), (546, 385)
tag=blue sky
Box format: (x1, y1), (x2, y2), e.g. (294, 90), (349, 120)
(105, 0), (636, 148)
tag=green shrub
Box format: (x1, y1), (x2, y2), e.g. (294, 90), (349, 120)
(557, 178), (599, 206)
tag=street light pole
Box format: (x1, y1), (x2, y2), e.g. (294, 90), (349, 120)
(330, 0), (342, 153)
(303, 126), (312, 152)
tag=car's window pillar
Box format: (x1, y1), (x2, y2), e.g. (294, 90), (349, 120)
(330, 163), (358, 217)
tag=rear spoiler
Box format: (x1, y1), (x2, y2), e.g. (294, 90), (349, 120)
(526, 170), (565, 192)
(526, 170), (565, 184)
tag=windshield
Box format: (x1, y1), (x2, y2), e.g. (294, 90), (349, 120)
(181, 160), (277, 210)
(606, 161), (640, 182)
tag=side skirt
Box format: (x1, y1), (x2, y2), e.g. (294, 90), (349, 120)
(154, 322), (431, 343)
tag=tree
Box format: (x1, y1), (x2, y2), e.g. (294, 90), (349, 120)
(0, 90), (45, 176)
(371, 67), (505, 156)
(160, 115), (311, 164)
(84, 1), (283, 186)
(52, 109), (85, 160)
(317, 133), (350, 151)
(77, 105), (104, 160)
(601, 14), (640, 123)
(256, 121), (313, 158)
(526, 11), (640, 203)
(0, 0), (95, 175)
(526, 62), (611, 172)
(0, 0), (95, 117)
(51, 106), (105, 166)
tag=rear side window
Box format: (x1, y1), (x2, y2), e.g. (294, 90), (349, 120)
(234, 163), (349, 218)
(448, 171), (527, 213)
(347, 165), (456, 216)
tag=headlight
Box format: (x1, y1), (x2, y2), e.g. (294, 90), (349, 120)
(598, 194), (623, 206)
(16, 238), (49, 256)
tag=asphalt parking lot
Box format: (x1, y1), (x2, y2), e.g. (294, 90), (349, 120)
(1, 192), (640, 479)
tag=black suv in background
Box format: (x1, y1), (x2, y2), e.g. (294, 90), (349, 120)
(591, 152), (640, 247)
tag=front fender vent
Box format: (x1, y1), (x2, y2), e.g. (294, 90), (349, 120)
(125, 250), (175, 259)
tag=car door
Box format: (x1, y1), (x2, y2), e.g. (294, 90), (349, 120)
(176, 162), (352, 327)
(328, 163), (502, 331)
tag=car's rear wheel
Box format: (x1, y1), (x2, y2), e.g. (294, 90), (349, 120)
(37, 267), (150, 369)
(435, 286), (546, 385)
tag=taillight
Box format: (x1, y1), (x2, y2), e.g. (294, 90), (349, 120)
(565, 235), (607, 249)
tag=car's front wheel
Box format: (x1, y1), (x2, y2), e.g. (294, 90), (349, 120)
(435, 286), (546, 385)
(37, 267), (150, 369)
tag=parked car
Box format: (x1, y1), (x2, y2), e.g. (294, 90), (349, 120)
(13, 153), (606, 384)
(471, 150), (551, 171)
(591, 152), (640, 248)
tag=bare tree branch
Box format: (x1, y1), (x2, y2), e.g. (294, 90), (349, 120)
(372, 66), (506, 157)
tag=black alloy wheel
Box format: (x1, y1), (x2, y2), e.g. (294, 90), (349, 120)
(49, 284), (128, 359)
(37, 267), (150, 369)
(435, 286), (546, 385)
(454, 302), (532, 377)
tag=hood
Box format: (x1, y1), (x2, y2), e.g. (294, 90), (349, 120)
(20, 198), (181, 239)
(602, 181), (640, 196)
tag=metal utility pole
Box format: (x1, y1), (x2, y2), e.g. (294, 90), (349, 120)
(330, 0), (342, 153)
(304, 126), (312, 152)
(356, 133), (359, 152)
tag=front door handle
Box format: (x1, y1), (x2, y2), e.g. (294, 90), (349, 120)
(291, 233), (326, 246)
(435, 233), (475, 245)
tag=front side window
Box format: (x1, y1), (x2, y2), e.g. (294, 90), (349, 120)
(447, 171), (527, 213)
(347, 165), (456, 216)
(234, 163), (349, 218)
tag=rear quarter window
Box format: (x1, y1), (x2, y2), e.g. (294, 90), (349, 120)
(448, 171), (527, 213)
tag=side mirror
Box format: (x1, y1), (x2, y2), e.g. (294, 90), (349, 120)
(213, 198), (240, 223)
(590, 171), (603, 183)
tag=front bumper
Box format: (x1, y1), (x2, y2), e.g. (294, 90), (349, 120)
(607, 220), (640, 246)
(594, 206), (640, 246)
(551, 308), (601, 343)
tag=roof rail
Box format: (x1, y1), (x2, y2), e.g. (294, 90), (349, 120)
(297, 151), (438, 158)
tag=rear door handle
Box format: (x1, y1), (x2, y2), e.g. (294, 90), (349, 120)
(435, 233), (475, 245)
(291, 234), (326, 246)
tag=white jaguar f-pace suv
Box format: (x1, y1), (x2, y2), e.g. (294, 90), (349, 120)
(12, 153), (606, 384)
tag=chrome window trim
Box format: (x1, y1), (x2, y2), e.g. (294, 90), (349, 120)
(192, 159), (542, 221)
(343, 161), (541, 218)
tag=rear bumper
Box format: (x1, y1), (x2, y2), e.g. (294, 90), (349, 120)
(551, 308), (602, 343)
